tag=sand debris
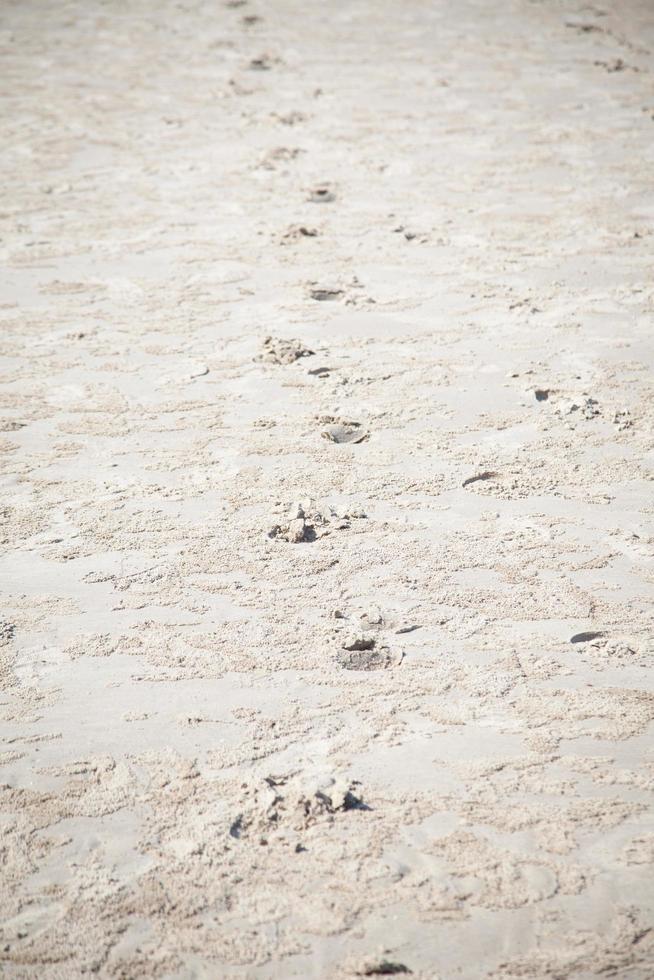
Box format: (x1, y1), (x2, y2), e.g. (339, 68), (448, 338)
(0, 621), (15, 646)
(392, 224), (428, 244)
(555, 396), (601, 420)
(268, 500), (363, 543)
(258, 146), (303, 169)
(228, 773), (368, 841)
(268, 501), (327, 543)
(272, 110), (306, 126)
(613, 409), (633, 430)
(282, 224), (319, 242)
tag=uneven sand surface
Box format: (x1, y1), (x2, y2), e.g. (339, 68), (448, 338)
(2, 1), (654, 977)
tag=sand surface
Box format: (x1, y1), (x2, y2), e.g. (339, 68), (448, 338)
(2, 0), (654, 977)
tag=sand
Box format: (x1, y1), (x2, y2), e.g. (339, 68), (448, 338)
(1, 0), (654, 977)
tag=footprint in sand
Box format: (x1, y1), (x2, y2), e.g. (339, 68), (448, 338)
(257, 336), (314, 365)
(309, 286), (343, 302)
(248, 54), (277, 71)
(320, 418), (369, 444)
(308, 185), (335, 203)
(336, 640), (401, 672)
(333, 606), (402, 671)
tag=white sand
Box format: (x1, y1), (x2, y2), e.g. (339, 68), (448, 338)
(1, 0), (654, 977)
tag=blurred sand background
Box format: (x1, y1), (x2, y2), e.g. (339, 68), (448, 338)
(1, 0), (654, 976)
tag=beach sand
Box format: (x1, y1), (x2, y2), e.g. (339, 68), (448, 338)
(1, 0), (654, 976)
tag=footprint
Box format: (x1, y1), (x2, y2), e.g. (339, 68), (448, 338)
(257, 336), (313, 365)
(332, 606), (402, 670)
(248, 54), (276, 71)
(336, 641), (401, 671)
(308, 185), (335, 203)
(320, 418), (368, 444)
(310, 286), (343, 302)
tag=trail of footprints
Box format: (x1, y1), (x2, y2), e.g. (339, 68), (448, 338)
(260, 333), (401, 672)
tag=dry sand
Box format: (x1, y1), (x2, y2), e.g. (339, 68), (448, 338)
(1, 0), (654, 977)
